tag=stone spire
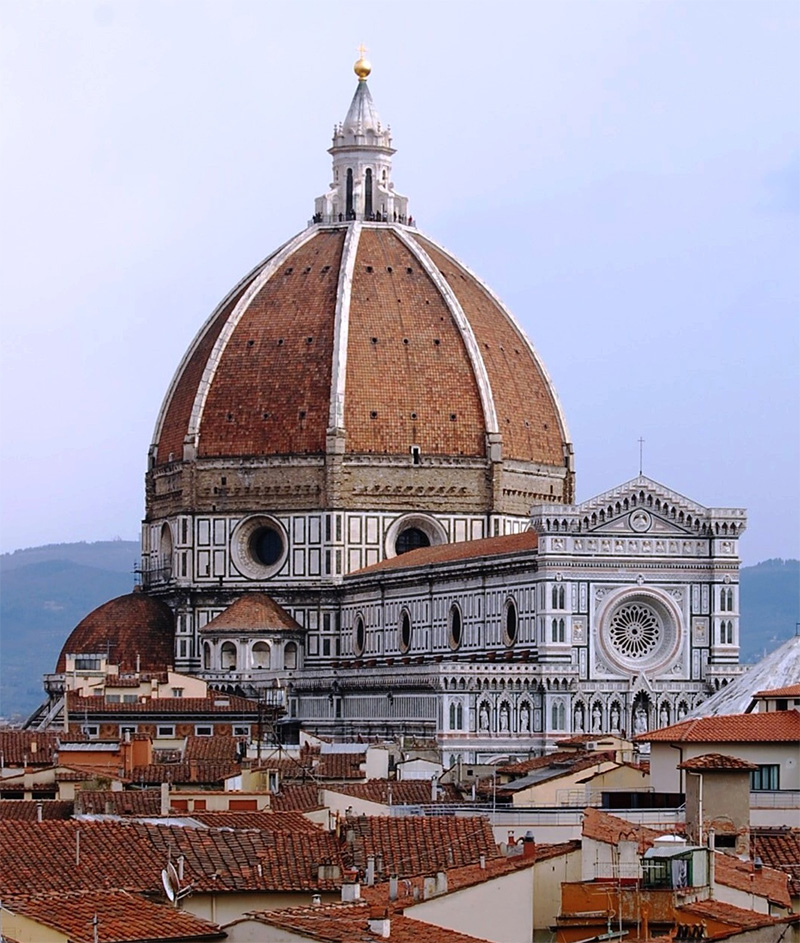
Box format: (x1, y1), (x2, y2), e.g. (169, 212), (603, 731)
(314, 53), (410, 225)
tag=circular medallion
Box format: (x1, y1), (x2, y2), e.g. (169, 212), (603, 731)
(630, 509), (652, 533)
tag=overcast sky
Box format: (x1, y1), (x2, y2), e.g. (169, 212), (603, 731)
(1, 0), (798, 566)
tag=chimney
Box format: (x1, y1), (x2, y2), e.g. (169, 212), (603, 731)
(431, 777), (437, 802)
(367, 909), (391, 939)
(522, 830), (536, 859)
(160, 781), (170, 816)
(366, 855), (375, 886)
(35, 801), (43, 823)
(311, 894), (321, 906)
(436, 871), (448, 895)
(479, 854), (486, 870)
(423, 875), (436, 899)
(389, 875), (398, 900)
(375, 852), (384, 876)
(341, 881), (361, 903)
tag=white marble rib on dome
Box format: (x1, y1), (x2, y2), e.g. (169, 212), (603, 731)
(687, 635), (800, 717)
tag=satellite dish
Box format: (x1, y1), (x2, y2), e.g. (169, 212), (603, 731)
(167, 862), (179, 889)
(161, 868), (176, 902)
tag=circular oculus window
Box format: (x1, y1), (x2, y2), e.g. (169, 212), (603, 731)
(385, 514), (447, 560)
(399, 610), (412, 653)
(448, 605), (463, 650)
(230, 515), (288, 579)
(598, 591), (681, 673)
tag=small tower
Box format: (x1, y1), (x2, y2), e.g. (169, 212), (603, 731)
(314, 51), (409, 224)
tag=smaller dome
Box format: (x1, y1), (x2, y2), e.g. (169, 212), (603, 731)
(55, 592), (174, 673)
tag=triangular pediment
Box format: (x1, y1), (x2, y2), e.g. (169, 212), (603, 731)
(575, 476), (711, 536)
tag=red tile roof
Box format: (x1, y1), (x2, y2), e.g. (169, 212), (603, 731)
(327, 780), (462, 806)
(751, 827), (800, 897)
(270, 784), (325, 812)
(0, 799), (73, 820)
(315, 752), (366, 781)
(130, 762), (239, 786)
(184, 735), (244, 762)
(754, 683), (800, 698)
(66, 692), (261, 715)
(55, 593), (174, 674)
(636, 709), (800, 742)
(352, 530), (538, 575)
(713, 849), (792, 908)
(678, 753), (759, 771)
(339, 815), (498, 880)
(678, 898), (781, 931)
(0, 730), (60, 766)
(188, 811), (323, 832)
(0, 819), (344, 897)
(4, 889), (223, 942)
(238, 900), (492, 943)
(581, 808), (668, 854)
(75, 789), (163, 816)
(200, 593), (302, 634)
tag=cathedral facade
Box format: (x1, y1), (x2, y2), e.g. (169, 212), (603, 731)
(48, 57), (744, 760)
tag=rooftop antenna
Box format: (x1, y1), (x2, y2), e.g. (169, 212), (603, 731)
(638, 437), (645, 476)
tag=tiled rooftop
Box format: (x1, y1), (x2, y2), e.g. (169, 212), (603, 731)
(0, 799), (73, 820)
(188, 810), (323, 832)
(678, 752), (758, 771)
(130, 761), (239, 785)
(0, 819), (344, 897)
(754, 683), (800, 698)
(200, 593), (302, 634)
(66, 692), (261, 714)
(352, 530), (538, 575)
(636, 709), (800, 742)
(239, 900), (494, 943)
(55, 593), (174, 674)
(75, 789), (163, 816)
(713, 848), (791, 908)
(679, 898), (781, 931)
(751, 827), (800, 897)
(339, 814), (498, 880)
(184, 734), (244, 761)
(0, 730), (60, 766)
(327, 780), (462, 806)
(3, 889), (223, 942)
(270, 783), (325, 812)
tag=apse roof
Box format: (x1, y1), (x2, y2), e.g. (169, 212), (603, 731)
(200, 593), (302, 634)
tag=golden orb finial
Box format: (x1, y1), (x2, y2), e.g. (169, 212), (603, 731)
(354, 43), (371, 80)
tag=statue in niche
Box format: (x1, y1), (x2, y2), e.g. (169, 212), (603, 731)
(634, 705), (648, 735)
(520, 702), (530, 732)
(659, 702), (670, 728)
(610, 703), (620, 732)
(499, 703), (510, 732)
(574, 702), (585, 733)
(592, 702), (602, 732)
(677, 702), (688, 721)
(478, 703), (490, 732)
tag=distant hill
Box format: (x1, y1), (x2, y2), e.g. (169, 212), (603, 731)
(0, 542), (138, 722)
(739, 558), (800, 662)
(0, 542), (797, 723)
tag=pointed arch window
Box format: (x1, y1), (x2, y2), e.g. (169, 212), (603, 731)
(364, 168), (373, 217)
(346, 168), (354, 218)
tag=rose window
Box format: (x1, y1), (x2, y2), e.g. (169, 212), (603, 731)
(608, 602), (661, 660)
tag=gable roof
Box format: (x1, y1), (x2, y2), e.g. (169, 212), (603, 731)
(755, 682), (800, 698)
(751, 827), (800, 898)
(235, 900), (493, 943)
(350, 530), (538, 576)
(0, 819), (344, 897)
(339, 815), (498, 880)
(0, 730), (60, 766)
(200, 593), (302, 634)
(678, 753), (758, 771)
(635, 709), (800, 743)
(3, 889), (224, 942)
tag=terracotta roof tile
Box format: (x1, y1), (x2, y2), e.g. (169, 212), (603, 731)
(184, 735), (244, 761)
(328, 780), (462, 806)
(713, 849), (792, 908)
(678, 898), (781, 931)
(200, 593), (302, 634)
(4, 889), (223, 942)
(270, 784), (325, 812)
(66, 692), (260, 714)
(352, 529), (538, 575)
(75, 789), (163, 816)
(751, 827), (800, 897)
(754, 683), (800, 698)
(636, 709), (800, 742)
(130, 762), (239, 786)
(55, 593), (174, 674)
(0, 799), (73, 820)
(242, 900), (492, 943)
(582, 808), (673, 853)
(315, 752), (366, 781)
(678, 752), (759, 771)
(339, 815), (498, 880)
(0, 730), (60, 766)
(188, 810), (322, 832)
(0, 819), (344, 896)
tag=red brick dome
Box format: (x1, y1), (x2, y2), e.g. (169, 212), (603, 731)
(151, 224), (570, 475)
(55, 593), (174, 673)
